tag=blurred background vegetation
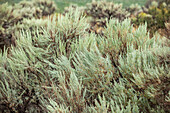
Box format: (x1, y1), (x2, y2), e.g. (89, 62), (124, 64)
(0, 0), (147, 12)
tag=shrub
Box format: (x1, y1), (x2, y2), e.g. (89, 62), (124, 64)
(0, 0), (57, 51)
(13, 0), (57, 19)
(63, 4), (85, 16)
(132, 0), (170, 35)
(0, 3), (16, 50)
(85, 1), (130, 21)
(126, 4), (143, 17)
(84, 0), (130, 35)
(0, 8), (169, 112)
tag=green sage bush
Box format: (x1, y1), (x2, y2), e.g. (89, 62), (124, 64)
(0, 5), (169, 113)
(0, 0), (57, 51)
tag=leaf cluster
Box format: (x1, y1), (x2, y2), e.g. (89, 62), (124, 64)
(132, 1), (170, 35)
(0, 0), (57, 50)
(0, 8), (169, 112)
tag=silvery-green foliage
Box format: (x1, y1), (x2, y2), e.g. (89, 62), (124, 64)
(96, 18), (169, 112)
(86, 79), (141, 113)
(56, 8), (89, 57)
(0, 9), (169, 112)
(0, 0), (57, 50)
(0, 9), (90, 112)
(87, 95), (110, 113)
(13, 17), (49, 41)
(44, 71), (86, 112)
(57, 8), (89, 39)
(97, 19), (150, 67)
(0, 32), (47, 112)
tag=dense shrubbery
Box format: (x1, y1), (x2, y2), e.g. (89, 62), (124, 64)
(84, 1), (130, 34)
(132, 0), (170, 36)
(64, 1), (130, 35)
(84, 1), (130, 22)
(0, 0), (57, 50)
(63, 0), (170, 36)
(0, 0), (170, 113)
